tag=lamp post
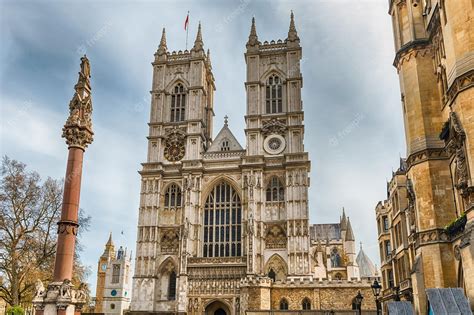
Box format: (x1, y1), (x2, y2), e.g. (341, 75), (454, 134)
(371, 279), (382, 315)
(354, 290), (364, 315)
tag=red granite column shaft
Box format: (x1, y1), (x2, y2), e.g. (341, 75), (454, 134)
(53, 147), (84, 282)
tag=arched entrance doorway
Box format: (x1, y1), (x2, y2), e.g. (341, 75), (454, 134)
(205, 300), (231, 315)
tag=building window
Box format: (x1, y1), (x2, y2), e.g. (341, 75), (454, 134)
(221, 139), (230, 151)
(302, 298), (311, 310)
(265, 74), (283, 114)
(203, 181), (242, 257)
(266, 176), (284, 202)
(170, 83), (186, 122)
(112, 264), (120, 283)
(164, 184), (182, 208)
(388, 269), (394, 288)
(280, 298), (289, 310)
(383, 216), (389, 231)
(385, 240), (392, 258)
(168, 271), (177, 300)
(110, 304), (115, 310)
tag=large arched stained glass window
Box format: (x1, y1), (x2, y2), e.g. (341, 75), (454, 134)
(203, 181), (242, 257)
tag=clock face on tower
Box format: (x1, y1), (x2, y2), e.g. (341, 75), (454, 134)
(101, 263), (107, 271)
(164, 140), (185, 161)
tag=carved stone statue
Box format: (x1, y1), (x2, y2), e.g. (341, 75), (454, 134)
(34, 279), (45, 298)
(330, 248), (342, 268)
(59, 279), (72, 298)
(80, 55), (91, 78)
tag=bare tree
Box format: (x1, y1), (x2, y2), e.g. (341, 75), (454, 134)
(0, 156), (91, 306)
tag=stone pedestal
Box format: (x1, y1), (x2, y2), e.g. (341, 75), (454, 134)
(33, 281), (87, 315)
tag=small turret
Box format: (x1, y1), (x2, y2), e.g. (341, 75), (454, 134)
(345, 217), (355, 241)
(246, 17), (260, 50)
(340, 207), (347, 230)
(191, 22), (204, 54)
(157, 28), (167, 55)
(287, 11), (300, 46)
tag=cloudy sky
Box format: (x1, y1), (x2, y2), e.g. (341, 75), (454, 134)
(0, 0), (404, 292)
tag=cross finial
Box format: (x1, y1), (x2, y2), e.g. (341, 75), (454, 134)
(360, 241), (363, 250)
(224, 115), (229, 127)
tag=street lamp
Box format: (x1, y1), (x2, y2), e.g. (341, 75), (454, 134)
(354, 290), (364, 315)
(371, 280), (382, 315)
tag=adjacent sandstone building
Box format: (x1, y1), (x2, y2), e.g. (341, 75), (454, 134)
(130, 14), (378, 315)
(376, 0), (474, 313)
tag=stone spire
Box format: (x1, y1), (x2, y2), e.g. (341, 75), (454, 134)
(102, 232), (115, 258)
(157, 27), (167, 55)
(287, 11), (300, 45)
(345, 217), (355, 241)
(246, 17), (260, 49)
(62, 55), (94, 150)
(340, 207), (347, 230)
(192, 22), (204, 52)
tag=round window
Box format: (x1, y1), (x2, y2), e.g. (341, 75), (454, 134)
(263, 134), (286, 155)
(111, 289), (117, 297)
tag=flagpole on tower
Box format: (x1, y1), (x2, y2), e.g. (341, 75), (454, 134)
(185, 11), (190, 50)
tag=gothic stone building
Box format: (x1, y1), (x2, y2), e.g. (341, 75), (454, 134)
(375, 0), (474, 313)
(130, 14), (378, 315)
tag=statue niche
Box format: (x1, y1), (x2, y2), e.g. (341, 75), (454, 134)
(330, 247), (342, 268)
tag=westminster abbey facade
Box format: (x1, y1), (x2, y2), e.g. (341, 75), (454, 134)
(130, 14), (378, 315)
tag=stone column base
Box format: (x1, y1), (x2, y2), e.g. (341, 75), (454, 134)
(32, 280), (88, 315)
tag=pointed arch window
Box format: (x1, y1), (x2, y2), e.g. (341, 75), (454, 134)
(302, 298), (311, 310)
(266, 176), (285, 202)
(164, 184), (182, 208)
(279, 298), (289, 310)
(170, 83), (186, 122)
(203, 181), (242, 257)
(266, 74), (283, 114)
(167, 271), (176, 300)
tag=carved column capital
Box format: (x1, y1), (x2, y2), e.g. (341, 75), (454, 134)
(62, 55), (94, 150)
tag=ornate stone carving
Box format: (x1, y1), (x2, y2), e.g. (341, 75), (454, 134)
(265, 224), (287, 249)
(62, 56), (94, 150)
(34, 279), (45, 298)
(441, 112), (471, 196)
(262, 118), (287, 136)
(445, 69), (474, 106)
(163, 127), (186, 162)
(160, 229), (179, 253)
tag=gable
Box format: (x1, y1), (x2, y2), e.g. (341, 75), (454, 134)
(207, 125), (243, 152)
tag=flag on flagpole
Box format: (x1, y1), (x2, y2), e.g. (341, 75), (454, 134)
(184, 12), (189, 30)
